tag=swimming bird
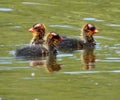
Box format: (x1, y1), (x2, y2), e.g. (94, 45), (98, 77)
(19, 23), (98, 54)
(57, 23), (99, 52)
(28, 23), (46, 45)
(15, 31), (63, 57)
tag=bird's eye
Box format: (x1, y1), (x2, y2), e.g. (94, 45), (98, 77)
(89, 27), (95, 31)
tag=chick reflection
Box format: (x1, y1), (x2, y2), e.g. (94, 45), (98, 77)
(81, 45), (96, 70)
(45, 54), (61, 72)
(30, 54), (61, 72)
(30, 59), (46, 68)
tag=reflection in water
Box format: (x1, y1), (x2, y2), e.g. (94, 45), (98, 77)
(46, 54), (61, 72)
(30, 60), (46, 68)
(29, 44), (96, 71)
(81, 44), (95, 70)
(30, 54), (61, 72)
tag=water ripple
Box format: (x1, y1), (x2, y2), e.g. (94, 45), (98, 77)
(63, 70), (120, 75)
(106, 24), (120, 27)
(57, 54), (73, 57)
(0, 66), (30, 70)
(0, 8), (13, 12)
(22, 2), (40, 5)
(49, 24), (80, 30)
(22, 2), (56, 6)
(83, 17), (104, 22)
(97, 59), (120, 62)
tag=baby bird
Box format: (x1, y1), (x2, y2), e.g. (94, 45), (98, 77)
(28, 23), (46, 45)
(15, 23), (62, 57)
(57, 23), (99, 52)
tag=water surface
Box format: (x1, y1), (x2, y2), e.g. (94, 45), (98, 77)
(0, 0), (120, 100)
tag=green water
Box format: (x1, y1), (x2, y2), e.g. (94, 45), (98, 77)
(0, 0), (120, 100)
